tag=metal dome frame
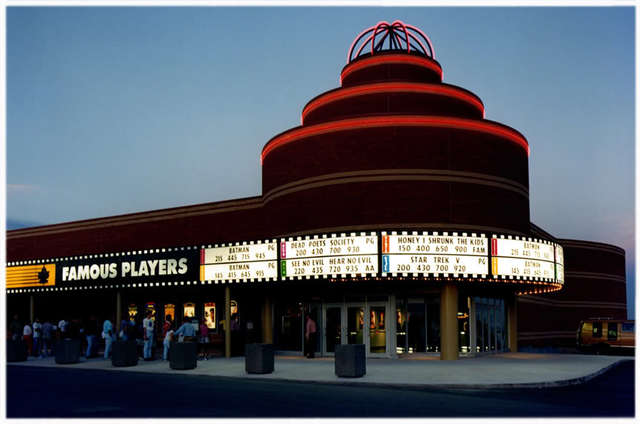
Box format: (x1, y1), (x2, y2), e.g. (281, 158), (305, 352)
(347, 20), (435, 64)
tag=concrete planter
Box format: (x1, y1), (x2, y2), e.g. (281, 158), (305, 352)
(112, 340), (138, 367)
(169, 342), (197, 370)
(55, 339), (81, 364)
(245, 343), (274, 374)
(7, 340), (28, 362)
(335, 344), (366, 378)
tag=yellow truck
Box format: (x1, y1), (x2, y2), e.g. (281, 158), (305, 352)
(577, 319), (634, 354)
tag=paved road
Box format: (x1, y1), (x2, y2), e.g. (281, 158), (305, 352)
(7, 360), (634, 417)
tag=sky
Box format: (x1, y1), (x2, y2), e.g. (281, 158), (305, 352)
(6, 7), (635, 318)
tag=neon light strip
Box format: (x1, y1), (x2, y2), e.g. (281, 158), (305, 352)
(340, 54), (443, 85)
(262, 115), (529, 164)
(391, 21), (411, 54)
(301, 82), (485, 123)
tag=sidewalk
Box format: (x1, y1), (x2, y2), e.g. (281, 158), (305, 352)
(8, 352), (632, 389)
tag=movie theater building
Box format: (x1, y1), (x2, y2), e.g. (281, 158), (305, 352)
(6, 22), (627, 360)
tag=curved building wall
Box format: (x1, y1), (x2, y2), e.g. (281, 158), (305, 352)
(262, 51), (531, 237)
(518, 238), (627, 348)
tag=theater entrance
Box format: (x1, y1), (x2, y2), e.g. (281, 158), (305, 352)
(322, 298), (390, 357)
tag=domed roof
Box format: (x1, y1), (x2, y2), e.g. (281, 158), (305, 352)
(347, 20), (435, 64)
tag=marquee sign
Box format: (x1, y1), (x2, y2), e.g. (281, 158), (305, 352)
(381, 232), (488, 277)
(555, 244), (565, 284)
(280, 233), (378, 279)
(490, 236), (555, 281)
(7, 231), (566, 293)
(200, 240), (278, 282)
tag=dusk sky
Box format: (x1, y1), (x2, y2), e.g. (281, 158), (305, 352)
(6, 7), (635, 318)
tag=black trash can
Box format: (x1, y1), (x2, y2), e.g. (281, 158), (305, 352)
(335, 344), (366, 378)
(7, 340), (28, 362)
(55, 339), (81, 364)
(112, 340), (138, 367)
(169, 342), (197, 370)
(245, 343), (274, 374)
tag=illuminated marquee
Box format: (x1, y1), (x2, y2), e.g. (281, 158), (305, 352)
(200, 240), (278, 283)
(555, 244), (565, 284)
(381, 232), (488, 277)
(490, 236), (555, 281)
(6, 264), (56, 289)
(280, 233), (378, 279)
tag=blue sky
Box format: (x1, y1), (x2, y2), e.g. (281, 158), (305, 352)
(6, 7), (635, 318)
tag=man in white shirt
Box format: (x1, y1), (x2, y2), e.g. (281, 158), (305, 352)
(23, 322), (33, 356)
(32, 318), (42, 358)
(142, 311), (154, 361)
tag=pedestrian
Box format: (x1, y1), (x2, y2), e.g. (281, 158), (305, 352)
(32, 318), (42, 358)
(23, 321), (33, 356)
(174, 318), (196, 342)
(163, 326), (174, 361)
(85, 315), (99, 358)
(142, 310), (154, 360)
(9, 314), (21, 341)
(198, 319), (209, 360)
(304, 313), (317, 359)
(102, 317), (113, 359)
(163, 314), (173, 339)
(58, 318), (68, 339)
(41, 319), (53, 358)
(120, 314), (129, 341)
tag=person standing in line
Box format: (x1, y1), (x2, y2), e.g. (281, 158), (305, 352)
(23, 321), (33, 356)
(120, 314), (129, 341)
(142, 310), (154, 361)
(85, 315), (98, 358)
(58, 318), (68, 339)
(304, 314), (317, 359)
(198, 319), (209, 360)
(174, 318), (196, 342)
(163, 326), (174, 361)
(41, 319), (53, 358)
(9, 314), (21, 341)
(32, 318), (42, 358)
(103, 317), (113, 359)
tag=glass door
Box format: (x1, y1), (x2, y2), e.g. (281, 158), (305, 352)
(324, 305), (342, 353)
(347, 305), (364, 345)
(368, 303), (387, 355)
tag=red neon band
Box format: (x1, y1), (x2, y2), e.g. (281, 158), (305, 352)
(261, 115), (529, 164)
(340, 54), (443, 85)
(301, 82), (485, 123)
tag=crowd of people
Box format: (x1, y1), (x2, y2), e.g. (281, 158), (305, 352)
(7, 313), (217, 361)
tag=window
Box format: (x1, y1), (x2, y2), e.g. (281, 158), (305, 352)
(592, 322), (602, 338)
(622, 322), (635, 332)
(607, 322), (618, 341)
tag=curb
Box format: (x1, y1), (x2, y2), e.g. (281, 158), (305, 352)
(7, 357), (632, 390)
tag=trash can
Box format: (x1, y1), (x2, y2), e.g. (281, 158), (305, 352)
(112, 340), (138, 367)
(169, 342), (197, 370)
(55, 339), (81, 364)
(245, 343), (274, 374)
(335, 344), (366, 378)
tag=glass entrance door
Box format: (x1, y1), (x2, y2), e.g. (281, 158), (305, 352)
(368, 303), (386, 354)
(325, 306), (342, 353)
(472, 297), (506, 354)
(347, 305), (364, 345)
(322, 300), (390, 357)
